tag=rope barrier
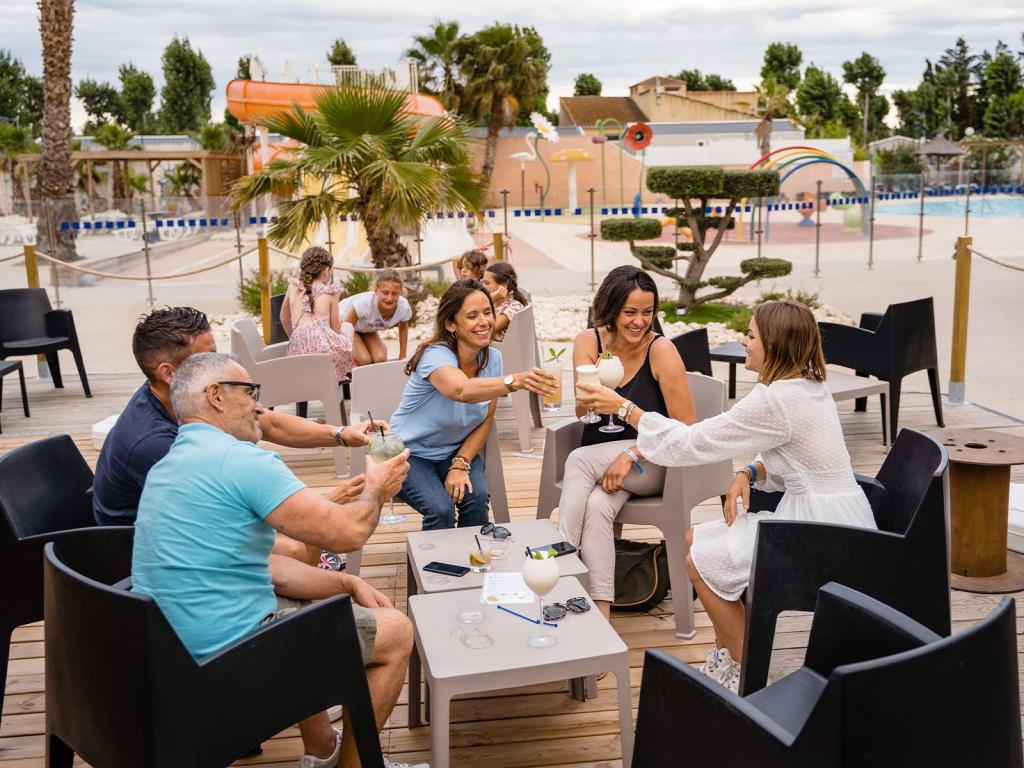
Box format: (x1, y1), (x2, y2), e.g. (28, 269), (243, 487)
(32, 246), (255, 281)
(968, 247), (1024, 273)
(268, 245), (456, 274)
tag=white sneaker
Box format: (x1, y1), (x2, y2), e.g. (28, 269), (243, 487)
(699, 646), (735, 683)
(721, 661), (742, 694)
(384, 760), (430, 768)
(299, 727), (341, 768)
(327, 705), (343, 722)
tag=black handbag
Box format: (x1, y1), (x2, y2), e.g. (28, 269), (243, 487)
(612, 538), (670, 612)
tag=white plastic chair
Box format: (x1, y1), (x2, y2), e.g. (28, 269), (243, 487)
(535, 372), (733, 638)
(491, 303), (543, 452)
(345, 358), (510, 575)
(230, 318), (347, 477)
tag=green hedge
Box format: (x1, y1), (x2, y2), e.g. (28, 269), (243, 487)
(647, 167), (781, 200)
(634, 245), (677, 269)
(600, 217), (662, 242)
(740, 258), (792, 279)
(676, 242), (697, 251)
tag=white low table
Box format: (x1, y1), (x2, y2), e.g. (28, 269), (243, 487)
(406, 519), (591, 727)
(826, 369), (890, 446)
(408, 576), (633, 768)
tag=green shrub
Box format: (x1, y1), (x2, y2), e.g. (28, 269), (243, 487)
(238, 269), (291, 315)
(600, 217), (662, 242)
(647, 167), (724, 198)
(423, 278), (451, 298)
(722, 169), (780, 198)
(342, 270), (371, 296)
(634, 245), (677, 269)
(741, 258), (792, 279)
(659, 300), (752, 333)
(758, 286), (822, 309)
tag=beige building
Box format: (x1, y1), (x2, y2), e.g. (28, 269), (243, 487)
(559, 76), (756, 129)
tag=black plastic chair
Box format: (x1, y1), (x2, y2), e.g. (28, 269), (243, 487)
(0, 359), (30, 433)
(0, 434), (98, 715)
(269, 292), (288, 344)
(819, 297), (943, 438)
(740, 427), (950, 695)
(44, 529), (384, 768)
(671, 327), (713, 376)
(634, 582), (1021, 767)
(0, 288), (92, 398)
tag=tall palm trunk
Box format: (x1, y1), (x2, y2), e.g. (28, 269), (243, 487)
(36, 0), (78, 261)
(480, 110), (503, 184)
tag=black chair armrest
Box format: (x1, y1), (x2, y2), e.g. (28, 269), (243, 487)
(858, 311), (884, 332)
(45, 308), (77, 340)
(818, 322), (880, 373)
(854, 474), (885, 512)
(802, 583), (940, 678)
(635, 650), (795, 767)
(25, 526), (134, 584)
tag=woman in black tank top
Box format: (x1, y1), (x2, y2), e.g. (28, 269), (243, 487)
(557, 266), (697, 619)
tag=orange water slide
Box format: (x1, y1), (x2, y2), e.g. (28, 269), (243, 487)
(225, 79), (445, 123)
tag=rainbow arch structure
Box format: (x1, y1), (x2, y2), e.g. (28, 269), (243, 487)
(748, 146), (869, 238)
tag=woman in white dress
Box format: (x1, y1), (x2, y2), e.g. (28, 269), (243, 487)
(576, 300), (875, 692)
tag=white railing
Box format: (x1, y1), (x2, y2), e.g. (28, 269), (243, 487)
(331, 62), (419, 93)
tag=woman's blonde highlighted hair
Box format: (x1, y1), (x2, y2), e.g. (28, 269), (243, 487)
(753, 300), (827, 386)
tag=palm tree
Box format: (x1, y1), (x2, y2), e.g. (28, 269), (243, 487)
(36, 0), (78, 260)
(751, 76), (793, 158)
(230, 85), (484, 304)
(405, 20), (461, 111)
(456, 24), (548, 184)
(164, 163), (201, 198)
(91, 122), (135, 206)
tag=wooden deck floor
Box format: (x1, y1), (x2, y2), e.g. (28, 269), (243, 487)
(2, 371), (1023, 767)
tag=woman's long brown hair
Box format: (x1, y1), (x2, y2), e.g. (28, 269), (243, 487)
(753, 300), (827, 385)
(405, 279), (494, 375)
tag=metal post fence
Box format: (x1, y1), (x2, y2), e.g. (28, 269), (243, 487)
(868, 180), (876, 270)
(258, 237), (271, 343)
(814, 180), (822, 277)
(234, 209), (245, 284)
(917, 171), (925, 262)
(587, 187), (596, 292)
(500, 189), (509, 239)
(964, 177), (972, 236)
(140, 200), (154, 307)
(756, 197), (763, 259)
(949, 236), (973, 405)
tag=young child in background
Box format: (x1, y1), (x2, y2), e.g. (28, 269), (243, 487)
(455, 249), (488, 280)
(340, 268), (412, 364)
(483, 262), (528, 341)
(281, 247), (356, 381)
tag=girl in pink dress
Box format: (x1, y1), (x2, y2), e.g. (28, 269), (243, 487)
(280, 246), (355, 381)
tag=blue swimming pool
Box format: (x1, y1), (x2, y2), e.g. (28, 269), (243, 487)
(881, 196), (1024, 217)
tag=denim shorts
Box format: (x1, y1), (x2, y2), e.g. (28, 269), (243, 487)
(261, 595), (376, 664)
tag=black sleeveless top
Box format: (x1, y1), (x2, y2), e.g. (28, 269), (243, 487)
(581, 329), (668, 446)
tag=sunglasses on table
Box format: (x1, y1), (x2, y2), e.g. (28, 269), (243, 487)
(480, 522), (512, 540)
(216, 380), (261, 401)
(543, 596), (591, 621)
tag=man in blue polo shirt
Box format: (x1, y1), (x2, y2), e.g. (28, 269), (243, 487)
(133, 352), (422, 768)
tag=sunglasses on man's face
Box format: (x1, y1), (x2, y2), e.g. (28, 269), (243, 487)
(543, 596), (591, 621)
(216, 380), (261, 401)
(480, 522), (511, 540)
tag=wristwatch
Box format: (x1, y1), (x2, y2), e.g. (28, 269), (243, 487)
(333, 425), (346, 446)
(617, 400), (633, 421)
(503, 374), (516, 393)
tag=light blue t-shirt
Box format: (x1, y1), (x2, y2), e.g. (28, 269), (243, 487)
(390, 344), (503, 461)
(131, 423), (305, 659)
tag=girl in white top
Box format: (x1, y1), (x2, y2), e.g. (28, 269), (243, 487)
(577, 300), (875, 692)
(340, 269), (412, 365)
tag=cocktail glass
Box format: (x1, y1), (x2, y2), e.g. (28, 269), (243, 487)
(468, 541), (493, 573)
(368, 431), (406, 525)
(522, 551), (560, 648)
(575, 364), (602, 424)
(597, 355), (625, 433)
(542, 359), (563, 412)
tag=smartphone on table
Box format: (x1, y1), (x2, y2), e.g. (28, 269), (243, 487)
(423, 561), (470, 577)
(532, 542), (577, 558)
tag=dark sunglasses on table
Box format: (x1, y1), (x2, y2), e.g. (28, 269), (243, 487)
(480, 522), (512, 540)
(543, 596), (591, 621)
(216, 380), (261, 401)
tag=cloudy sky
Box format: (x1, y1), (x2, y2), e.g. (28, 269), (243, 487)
(5, 0), (1023, 131)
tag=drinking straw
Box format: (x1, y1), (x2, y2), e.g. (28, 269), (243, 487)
(475, 534), (484, 554)
(497, 604), (559, 628)
(367, 410), (386, 440)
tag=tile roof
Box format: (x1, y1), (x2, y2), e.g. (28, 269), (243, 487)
(559, 97), (648, 127)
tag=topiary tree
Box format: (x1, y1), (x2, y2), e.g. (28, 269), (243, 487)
(601, 166), (792, 310)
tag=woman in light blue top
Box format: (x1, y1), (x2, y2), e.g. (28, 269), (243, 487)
(391, 279), (557, 530)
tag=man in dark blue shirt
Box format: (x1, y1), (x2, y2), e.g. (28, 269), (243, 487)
(93, 307), (369, 526)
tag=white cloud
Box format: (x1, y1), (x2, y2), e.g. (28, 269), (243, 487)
(3, 0), (1021, 131)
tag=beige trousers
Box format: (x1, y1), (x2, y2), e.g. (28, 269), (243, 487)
(556, 439), (666, 602)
